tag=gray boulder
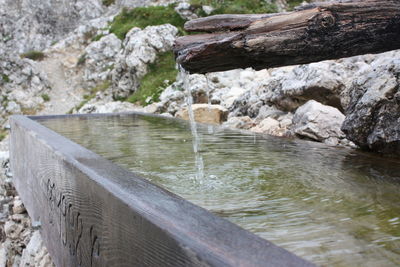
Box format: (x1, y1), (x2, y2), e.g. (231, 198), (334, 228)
(342, 58), (400, 155)
(0, 56), (51, 125)
(84, 34), (122, 85)
(0, 0), (104, 56)
(111, 24), (178, 98)
(230, 61), (359, 118)
(19, 231), (54, 267)
(293, 100), (345, 145)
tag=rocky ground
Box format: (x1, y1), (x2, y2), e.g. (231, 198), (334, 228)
(1, 0), (399, 266)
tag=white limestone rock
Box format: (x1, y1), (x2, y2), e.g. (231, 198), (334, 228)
(111, 24), (178, 98)
(84, 34), (122, 85)
(250, 117), (288, 137)
(19, 231), (55, 267)
(175, 2), (198, 20)
(0, 0), (104, 56)
(293, 100), (345, 144)
(223, 116), (255, 130)
(78, 101), (144, 114)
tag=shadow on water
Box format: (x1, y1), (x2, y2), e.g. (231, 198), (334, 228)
(38, 114), (400, 267)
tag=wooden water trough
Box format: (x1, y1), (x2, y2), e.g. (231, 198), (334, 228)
(10, 113), (313, 267)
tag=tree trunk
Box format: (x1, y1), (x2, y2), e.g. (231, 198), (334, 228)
(174, 0), (400, 74)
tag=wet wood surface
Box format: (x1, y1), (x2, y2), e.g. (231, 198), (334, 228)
(174, 0), (400, 73)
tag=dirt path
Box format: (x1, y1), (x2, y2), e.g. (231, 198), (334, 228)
(37, 50), (85, 115)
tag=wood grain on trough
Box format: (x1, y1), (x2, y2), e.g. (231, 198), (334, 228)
(174, 0), (400, 73)
(10, 114), (314, 267)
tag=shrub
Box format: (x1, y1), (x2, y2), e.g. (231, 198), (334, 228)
(286, 0), (304, 10)
(1, 74), (10, 83)
(71, 81), (111, 113)
(102, 0), (115, 7)
(20, 50), (45, 61)
(91, 34), (105, 42)
(41, 94), (50, 102)
(0, 130), (7, 141)
(127, 51), (177, 105)
(189, 0), (277, 15)
(109, 5), (186, 40)
(77, 54), (86, 66)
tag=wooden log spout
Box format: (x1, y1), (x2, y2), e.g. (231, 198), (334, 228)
(174, 0), (400, 73)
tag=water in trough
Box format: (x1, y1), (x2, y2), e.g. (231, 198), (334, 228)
(38, 114), (400, 266)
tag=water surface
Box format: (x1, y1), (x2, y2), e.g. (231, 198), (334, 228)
(39, 114), (400, 266)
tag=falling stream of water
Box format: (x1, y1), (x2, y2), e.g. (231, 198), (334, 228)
(205, 74), (214, 134)
(180, 65), (205, 182)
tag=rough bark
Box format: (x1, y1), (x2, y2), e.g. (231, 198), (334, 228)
(174, 0), (400, 73)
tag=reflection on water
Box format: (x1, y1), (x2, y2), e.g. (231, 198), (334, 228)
(39, 114), (400, 266)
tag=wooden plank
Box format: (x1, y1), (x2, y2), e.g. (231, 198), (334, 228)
(9, 114), (314, 267)
(174, 0), (400, 73)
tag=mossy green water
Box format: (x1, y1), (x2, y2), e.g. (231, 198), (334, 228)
(40, 115), (400, 266)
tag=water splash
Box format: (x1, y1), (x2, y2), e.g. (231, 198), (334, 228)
(205, 74), (214, 134)
(179, 65), (205, 183)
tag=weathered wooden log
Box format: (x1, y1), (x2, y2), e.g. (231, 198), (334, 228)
(174, 0), (400, 73)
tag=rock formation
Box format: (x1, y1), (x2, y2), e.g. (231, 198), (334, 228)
(342, 54), (400, 155)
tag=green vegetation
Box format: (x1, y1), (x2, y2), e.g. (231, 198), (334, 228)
(286, 0), (304, 11)
(88, 80), (111, 97)
(189, 0), (277, 15)
(127, 51), (177, 106)
(41, 94), (50, 102)
(0, 130), (7, 142)
(92, 34), (105, 42)
(70, 81), (111, 113)
(109, 5), (186, 39)
(77, 53), (86, 66)
(102, 0), (115, 7)
(20, 50), (45, 61)
(21, 106), (40, 115)
(1, 74), (10, 83)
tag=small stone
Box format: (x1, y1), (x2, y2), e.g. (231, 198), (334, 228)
(175, 104), (228, 125)
(251, 117), (287, 136)
(12, 199), (26, 214)
(4, 221), (23, 240)
(6, 101), (21, 114)
(20, 231), (55, 267)
(223, 116), (254, 130)
(324, 137), (339, 146)
(143, 103), (158, 114)
(0, 245), (7, 267)
(202, 5), (214, 15)
(280, 118), (293, 128)
(160, 113), (173, 118)
(175, 2), (198, 20)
